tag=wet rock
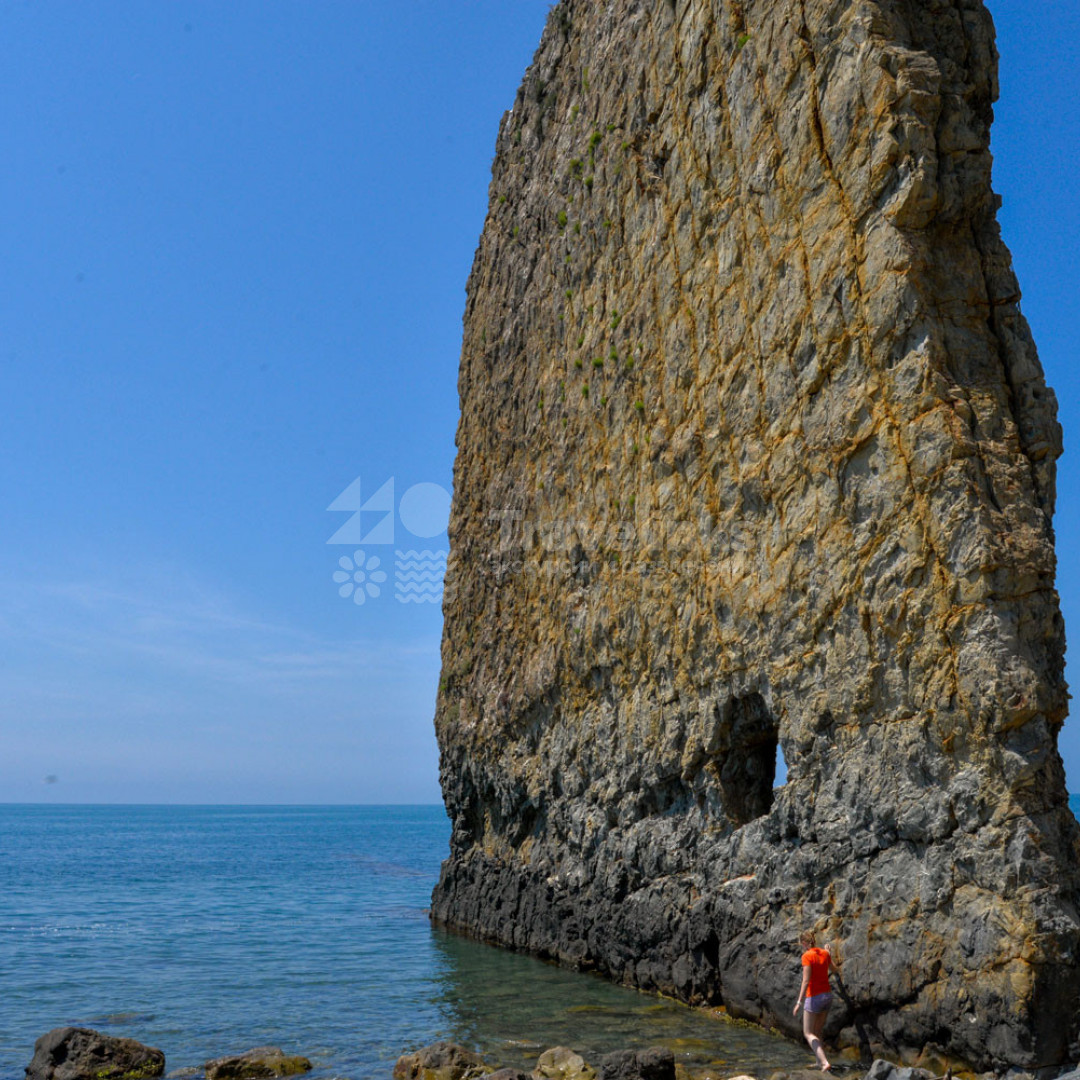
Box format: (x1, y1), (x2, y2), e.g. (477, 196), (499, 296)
(864, 1063), (934, 1080)
(393, 1043), (490, 1080)
(488, 1071), (532, 1080)
(431, 0), (1080, 1071)
(26, 1027), (165, 1080)
(599, 1049), (675, 1080)
(533, 1048), (596, 1080)
(203, 1048), (311, 1080)
(911, 1050), (955, 1078)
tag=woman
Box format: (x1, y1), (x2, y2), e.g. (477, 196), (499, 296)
(793, 930), (834, 1071)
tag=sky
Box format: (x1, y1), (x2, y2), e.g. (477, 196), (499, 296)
(0, 2), (1077, 804)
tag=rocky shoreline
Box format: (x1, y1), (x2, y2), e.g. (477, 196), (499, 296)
(21, 1028), (1080, 1080)
(395, 1043), (1080, 1080)
(24, 1029), (313, 1080)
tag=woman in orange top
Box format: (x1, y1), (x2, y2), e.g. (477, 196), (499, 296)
(793, 930), (834, 1070)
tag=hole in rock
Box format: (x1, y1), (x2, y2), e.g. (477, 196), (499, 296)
(718, 692), (780, 827)
(774, 742), (789, 788)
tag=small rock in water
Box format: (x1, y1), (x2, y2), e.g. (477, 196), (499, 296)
(534, 1048), (596, 1080)
(203, 1048), (312, 1080)
(599, 1049), (676, 1080)
(89, 1015), (156, 1028)
(26, 1027), (165, 1080)
(488, 1071), (532, 1080)
(393, 1042), (489, 1080)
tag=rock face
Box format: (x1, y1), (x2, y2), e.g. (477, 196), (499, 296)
(432, 0), (1080, 1071)
(26, 1028), (164, 1080)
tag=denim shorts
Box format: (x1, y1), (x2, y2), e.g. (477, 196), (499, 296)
(805, 992), (833, 1014)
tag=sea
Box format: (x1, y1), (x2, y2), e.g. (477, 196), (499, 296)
(3, 800), (1078, 1080)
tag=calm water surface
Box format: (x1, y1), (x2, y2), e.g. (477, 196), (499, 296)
(14, 800), (1074, 1079)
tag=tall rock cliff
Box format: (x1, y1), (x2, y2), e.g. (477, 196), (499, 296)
(432, 0), (1080, 1069)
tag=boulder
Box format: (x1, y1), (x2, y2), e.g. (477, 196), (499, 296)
(393, 1042), (490, 1080)
(864, 1063), (934, 1080)
(598, 1049), (675, 1080)
(203, 1048), (311, 1080)
(26, 1027), (165, 1080)
(533, 1048), (596, 1080)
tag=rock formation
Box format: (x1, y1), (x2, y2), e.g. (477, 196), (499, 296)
(25, 1028), (165, 1080)
(432, 0), (1080, 1069)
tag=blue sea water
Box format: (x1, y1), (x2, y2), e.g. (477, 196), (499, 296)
(6, 801), (1079, 1079)
(0, 805), (813, 1080)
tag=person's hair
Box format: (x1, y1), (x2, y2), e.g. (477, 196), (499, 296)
(799, 930), (816, 947)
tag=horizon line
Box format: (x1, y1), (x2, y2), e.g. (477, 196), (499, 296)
(0, 801), (448, 808)
(4, 797), (1078, 807)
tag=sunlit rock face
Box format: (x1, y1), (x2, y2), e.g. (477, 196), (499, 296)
(432, 0), (1080, 1068)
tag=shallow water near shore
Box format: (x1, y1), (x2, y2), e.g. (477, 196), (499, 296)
(0, 805), (811, 1078)
(17, 801), (1079, 1079)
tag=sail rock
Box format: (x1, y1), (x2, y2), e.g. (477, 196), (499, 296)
(432, 0), (1080, 1068)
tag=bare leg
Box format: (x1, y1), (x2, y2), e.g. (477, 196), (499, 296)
(802, 1008), (831, 1070)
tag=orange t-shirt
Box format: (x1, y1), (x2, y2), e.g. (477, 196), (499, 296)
(802, 947), (831, 996)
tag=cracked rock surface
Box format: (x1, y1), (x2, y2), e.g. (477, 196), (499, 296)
(432, 0), (1080, 1070)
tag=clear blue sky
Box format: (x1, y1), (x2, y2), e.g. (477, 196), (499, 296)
(1, 2), (1077, 804)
